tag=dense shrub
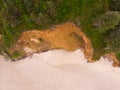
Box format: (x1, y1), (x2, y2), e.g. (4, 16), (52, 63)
(93, 11), (120, 33)
(105, 25), (120, 52)
(110, 0), (120, 11)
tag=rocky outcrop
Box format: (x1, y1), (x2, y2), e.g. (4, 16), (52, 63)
(9, 22), (93, 61)
(103, 52), (120, 67)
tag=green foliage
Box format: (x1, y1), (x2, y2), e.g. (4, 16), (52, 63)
(55, 0), (109, 23)
(110, 0), (120, 11)
(103, 24), (120, 60)
(116, 52), (120, 60)
(10, 51), (24, 60)
(55, 0), (83, 22)
(105, 26), (120, 52)
(94, 11), (120, 33)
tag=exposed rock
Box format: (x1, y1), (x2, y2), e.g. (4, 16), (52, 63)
(9, 22), (93, 61)
(103, 52), (120, 67)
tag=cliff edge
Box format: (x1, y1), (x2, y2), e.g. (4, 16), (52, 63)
(8, 22), (119, 66)
(9, 22), (93, 62)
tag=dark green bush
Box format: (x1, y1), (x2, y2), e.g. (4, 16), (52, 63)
(110, 0), (120, 11)
(93, 11), (120, 33)
(104, 25), (120, 59)
(105, 25), (120, 52)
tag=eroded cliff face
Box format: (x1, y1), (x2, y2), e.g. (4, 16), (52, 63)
(8, 22), (120, 67)
(9, 22), (93, 62)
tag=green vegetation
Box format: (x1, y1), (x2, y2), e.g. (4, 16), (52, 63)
(94, 11), (120, 33)
(0, 0), (120, 60)
(10, 51), (24, 60)
(105, 25), (120, 54)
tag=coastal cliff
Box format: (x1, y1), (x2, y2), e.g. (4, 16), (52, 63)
(9, 22), (93, 62)
(8, 22), (119, 67)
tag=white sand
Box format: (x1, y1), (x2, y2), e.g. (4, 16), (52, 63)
(0, 49), (120, 90)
